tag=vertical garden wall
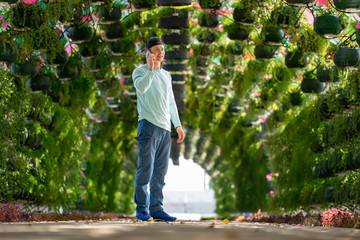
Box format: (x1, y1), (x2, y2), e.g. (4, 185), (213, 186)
(1, 0), (360, 216)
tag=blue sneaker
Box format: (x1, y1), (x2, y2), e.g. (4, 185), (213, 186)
(136, 212), (153, 221)
(151, 211), (177, 222)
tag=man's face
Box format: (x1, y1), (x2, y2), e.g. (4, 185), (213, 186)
(149, 44), (165, 62)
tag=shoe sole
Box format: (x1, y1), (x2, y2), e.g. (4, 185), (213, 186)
(135, 217), (153, 222)
(153, 218), (177, 222)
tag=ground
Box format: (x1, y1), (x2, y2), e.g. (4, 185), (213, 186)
(0, 220), (360, 240)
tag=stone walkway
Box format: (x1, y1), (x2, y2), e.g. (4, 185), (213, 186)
(0, 220), (360, 240)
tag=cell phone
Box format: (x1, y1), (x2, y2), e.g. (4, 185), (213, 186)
(145, 50), (151, 57)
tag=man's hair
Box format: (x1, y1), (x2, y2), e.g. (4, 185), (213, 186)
(146, 37), (164, 50)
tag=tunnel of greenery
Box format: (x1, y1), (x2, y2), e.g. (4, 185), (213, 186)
(1, 0), (360, 217)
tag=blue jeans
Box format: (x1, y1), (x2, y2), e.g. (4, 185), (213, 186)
(134, 119), (171, 214)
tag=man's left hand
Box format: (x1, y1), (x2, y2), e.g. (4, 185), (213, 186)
(176, 126), (185, 143)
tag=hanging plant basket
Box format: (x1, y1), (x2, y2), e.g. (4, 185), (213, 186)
(1, 0), (18, 4)
(11, 2), (44, 30)
(66, 24), (94, 44)
(172, 74), (187, 84)
(300, 76), (325, 93)
(285, 0), (315, 7)
(132, 0), (156, 10)
(59, 5), (83, 25)
(254, 45), (276, 61)
(28, 74), (52, 93)
(164, 63), (188, 72)
(78, 36), (103, 59)
(56, 63), (80, 81)
(91, 0), (111, 5)
(99, 5), (122, 25)
(226, 42), (244, 55)
(158, 16), (189, 29)
(165, 50), (189, 60)
(233, 6), (256, 26)
(333, 48), (360, 69)
(195, 56), (209, 70)
(156, 0), (192, 6)
(104, 24), (125, 42)
(316, 65), (339, 83)
(314, 15), (344, 37)
(0, 42), (19, 63)
(285, 50), (308, 69)
(197, 30), (217, 43)
(333, 0), (360, 12)
(199, 12), (219, 28)
(199, 0), (221, 10)
(270, 6), (296, 28)
(289, 92), (302, 106)
(24, 129), (40, 149)
(10, 62), (38, 78)
(261, 27), (285, 46)
(224, 23), (249, 41)
(45, 50), (69, 67)
(109, 39), (135, 56)
(162, 33), (190, 45)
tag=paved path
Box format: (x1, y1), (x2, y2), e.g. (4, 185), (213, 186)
(0, 220), (360, 240)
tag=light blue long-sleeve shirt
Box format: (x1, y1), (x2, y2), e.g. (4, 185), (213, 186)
(132, 64), (181, 132)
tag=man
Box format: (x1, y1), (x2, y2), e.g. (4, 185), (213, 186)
(132, 37), (185, 222)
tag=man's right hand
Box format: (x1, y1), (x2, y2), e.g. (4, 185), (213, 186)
(146, 53), (155, 71)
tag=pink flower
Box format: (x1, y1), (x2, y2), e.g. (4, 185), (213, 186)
(356, 22), (360, 29)
(1, 23), (8, 28)
(269, 190), (276, 197)
(0, 15), (3, 21)
(80, 170), (86, 179)
(266, 173), (273, 181)
(315, 0), (328, 6)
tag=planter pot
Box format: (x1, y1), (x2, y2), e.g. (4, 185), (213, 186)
(196, 56), (209, 70)
(25, 129), (40, 149)
(121, 67), (132, 78)
(162, 33), (190, 45)
(289, 92), (302, 106)
(333, 48), (360, 69)
(57, 64), (79, 80)
(314, 15), (344, 37)
(132, 0), (156, 10)
(233, 7), (256, 26)
(353, 154), (360, 169)
(0, 42), (18, 63)
(156, 0), (192, 6)
(324, 187), (335, 202)
(158, 16), (189, 29)
(10, 62), (38, 78)
(45, 50), (69, 67)
(28, 75), (52, 93)
(164, 63), (187, 72)
(0, 0), (18, 4)
(199, 0), (221, 10)
(109, 39), (135, 56)
(59, 5), (82, 25)
(172, 74), (187, 83)
(285, 51), (308, 69)
(91, 0), (111, 5)
(99, 6), (122, 25)
(78, 38), (103, 59)
(319, 98), (334, 119)
(11, 3), (44, 30)
(336, 88), (351, 108)
(316, 65), (339, 82)
(262, 27), (285, 46)
(198, 31), (217, 43)
(254, 45), (276, 61)
(333, 0), (360, 12)
(285, 0), (315, 6)
(66, 24), (94, 44)
(226, 25), (249, 41)
(165, 50), (189, 60)
(301, 76), (325, 93)
(104, 24), (125, 42)
(107, 98), (121, 107)
(199, 13), (219, 28)
(310, 138), (324, 154)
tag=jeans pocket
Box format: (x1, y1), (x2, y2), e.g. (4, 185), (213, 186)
(135, 120), (153, 141)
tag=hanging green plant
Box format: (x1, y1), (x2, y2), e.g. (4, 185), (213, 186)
(104, 23), (126, 42)
(269, 6), (298, 28)
(333, 0), (360, 12)
(45, 50), (69, 67)
(0, 40), (19, 63)
(333, 48), (360, 69)
(233, 0), (257, 26)
(254, 44), (276, 61)
(66, 23), (94, 44)
(295, 24), (328, 55)
(314, 15), (345, 38)
(289, 91), (303, 106)
(285, 49), (309, 69)
(10, 2), (44, 31)
(198, 12), (219, 28)
(56, 57), (81, 81)
(78, 35), (104, 59)
(58, 4), (83, 25)
(300, 72), (325, 93)
(98, 4), (122, 25)
(28, 73), (52, 93)
(316, 65), (339, 83)
(285, 0), (315, 7)
(108, 38), (135, 56)
(225, 41), (244, 55)
(199, 0), (221, 10)
(131, 0), (156, 10)
(261, 26), (285, 46)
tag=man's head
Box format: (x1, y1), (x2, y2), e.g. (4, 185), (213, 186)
(146, 37), (165, 62)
